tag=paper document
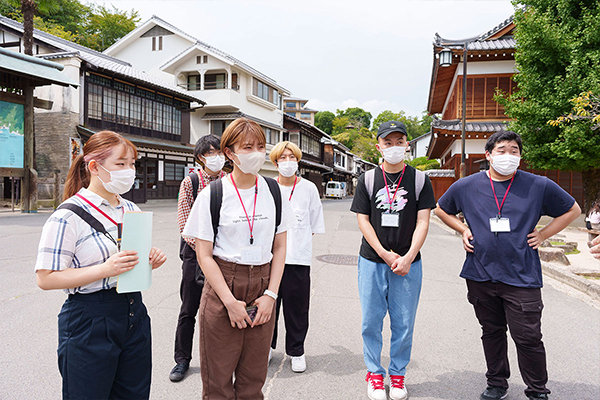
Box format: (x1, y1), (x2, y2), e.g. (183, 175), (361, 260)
(117, 211), (153, 293)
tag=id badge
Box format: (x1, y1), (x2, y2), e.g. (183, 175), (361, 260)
(489, 217), (511, 232)
(381, 212), (400, 228)
(241, 244), (262, 264)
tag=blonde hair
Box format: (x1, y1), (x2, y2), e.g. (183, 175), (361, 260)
(269, 141), (302, 165)
(220, 118), (266, 160)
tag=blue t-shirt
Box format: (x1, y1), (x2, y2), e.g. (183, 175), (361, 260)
(437, 170), (575, 288)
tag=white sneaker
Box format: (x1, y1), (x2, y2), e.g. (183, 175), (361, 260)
(291, 354), (306, 373)
(389, 375), (408, 400)
(268, 348), (273, 365)
(366, 372), (386, 400)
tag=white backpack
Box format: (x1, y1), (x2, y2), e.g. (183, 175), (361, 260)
(364, 166), (426, 201)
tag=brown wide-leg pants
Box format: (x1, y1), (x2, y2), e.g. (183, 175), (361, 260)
(199, 257), (275, 400)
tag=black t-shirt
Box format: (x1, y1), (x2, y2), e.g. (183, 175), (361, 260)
(350, 165), (436, 263)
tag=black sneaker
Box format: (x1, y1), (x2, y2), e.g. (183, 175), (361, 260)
(527, 393), (548, 400)
(480, 386), (508, 400)
(169, 362), (190, 382)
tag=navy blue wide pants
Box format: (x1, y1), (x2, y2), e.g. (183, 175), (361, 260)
(57, 288), (152, 400)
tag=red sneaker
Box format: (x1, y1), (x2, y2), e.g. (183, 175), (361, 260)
(389, 375), (407, 400)
(365, 372), (386, 400)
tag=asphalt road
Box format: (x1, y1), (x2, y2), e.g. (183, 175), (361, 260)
(0, 198), (598, 399)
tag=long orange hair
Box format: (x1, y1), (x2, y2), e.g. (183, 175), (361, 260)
(63, 131), (138, 200)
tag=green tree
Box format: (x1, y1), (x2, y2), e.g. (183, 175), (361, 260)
(336, 107), (372, 129)
(406, 157), (440, 171)
(372, 110), (432, 141)
(331, 116), (352, 136)
(2, 0), (139, 52)
(79, 5), (139, 51)
(314, 111), (335, 135)
(352, 134), (380, 164)
(497, 0), (600, 212)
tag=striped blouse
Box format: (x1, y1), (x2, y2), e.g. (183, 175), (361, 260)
(35, 187), (140, 294)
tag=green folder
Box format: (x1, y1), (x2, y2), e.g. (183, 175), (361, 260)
(117, 211), (153, 293)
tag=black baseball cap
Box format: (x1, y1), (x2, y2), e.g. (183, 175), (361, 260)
(377, 121), (408, 139)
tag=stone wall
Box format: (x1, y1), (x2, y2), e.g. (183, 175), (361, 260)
(34, 111), (80, 200)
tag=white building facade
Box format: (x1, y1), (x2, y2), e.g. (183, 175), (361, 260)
(104, 16), (290, 176)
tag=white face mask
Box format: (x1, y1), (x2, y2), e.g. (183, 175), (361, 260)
(278, 160), (298, 177)
(381, 146), (407, 165)
(233, 151), (265, 175)
(98, 164), (136, 195)
(491, 154), (520, 176)
(204, 154), (225, 172)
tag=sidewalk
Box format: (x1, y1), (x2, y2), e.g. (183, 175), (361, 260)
(430, 214), (600, 303)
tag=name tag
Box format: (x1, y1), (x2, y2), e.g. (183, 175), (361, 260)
(241, 244), (262, 264)
(489, 217), (511, 232)
(382, 212), (400, 228)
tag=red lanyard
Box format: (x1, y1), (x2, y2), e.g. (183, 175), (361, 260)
(75, 193), (123, 248)
(278, 176), (298, 201)
(231, 175), (258, 245)
(381, 165), (406, 208)
(197, 170), (225, 191)
(489, 171), (516, 217)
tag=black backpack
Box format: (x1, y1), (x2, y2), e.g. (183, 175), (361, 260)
(209, 175), (282, 242)
(57, 203), (118, 249)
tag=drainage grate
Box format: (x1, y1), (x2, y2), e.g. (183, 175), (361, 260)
(315, 254), (358, 265)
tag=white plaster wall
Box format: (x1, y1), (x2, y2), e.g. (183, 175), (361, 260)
(110, 33), (192, 83)
(456, 60), (516, 75)
(448, 138), (488, 157)
(411, 134), (431, 159)
(34, 57), (81, 114)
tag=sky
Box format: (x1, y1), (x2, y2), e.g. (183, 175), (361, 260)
(87, 0), (515, 119)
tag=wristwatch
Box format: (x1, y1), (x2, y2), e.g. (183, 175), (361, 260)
(263, 289), (278, 300)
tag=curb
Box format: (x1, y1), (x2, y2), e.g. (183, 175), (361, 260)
(541, 262), (600, 302)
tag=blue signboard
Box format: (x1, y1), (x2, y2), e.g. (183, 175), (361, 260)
(0, 100), (24, 169)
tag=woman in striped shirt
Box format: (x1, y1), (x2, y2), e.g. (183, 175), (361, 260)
(35, 130), (166, 399)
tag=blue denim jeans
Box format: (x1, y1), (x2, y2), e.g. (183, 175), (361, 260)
(358, 255), (422, 376)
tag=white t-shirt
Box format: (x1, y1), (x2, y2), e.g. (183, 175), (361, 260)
(183, 175), (294, 265)
(279, 178), (325, 266)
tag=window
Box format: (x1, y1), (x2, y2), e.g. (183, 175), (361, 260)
(158, 36), (163, 50)
(152, 37), (155, 51)
(205, 73), (226, 90)
(187, 74), (200, 90)
(117, 91), (130, 125)
(211, 120), (229, 137)
(253, 78), (279, 106)
(301, 134), (320, 157)
(264, 127), (278, 145)
(102, 87), (116, 122)
(290, 132), (299, 146)
(334, 151), (346, 168)
(300, 112), (311, 120)
(285, 112), (295, 117)
(196, 55), (209, 64)
(164, 162), (185, 181)
(130, 95), (142, 127)
(87, 83), (102, 119)
(86, 73), (186, 136)
(285, 101), (296, 109)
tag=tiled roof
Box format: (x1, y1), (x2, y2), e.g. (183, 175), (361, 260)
(284, 113), (331, 139)
(0, 14), (205, 104)
(434, 14), (515, 51)
(479, 15), (514, 40)
(201, 112), (282, 130)
(432, 120), (508, 133)
(424, 169), (456, 178)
